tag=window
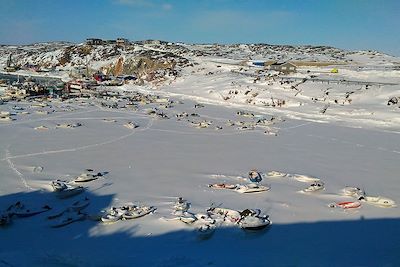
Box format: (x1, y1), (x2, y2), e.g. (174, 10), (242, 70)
(282, 67), (287, 70)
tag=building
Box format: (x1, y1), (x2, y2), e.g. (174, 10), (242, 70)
(269, 62), (297, 73)
(116, 38), (130, 47)
(86, 38), (104, 45)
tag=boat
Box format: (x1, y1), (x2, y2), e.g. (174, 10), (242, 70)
(124, 121), (139, 129)
(122, 206), (156, 220)
(208, 183), (237, 190)
(330, 201), (361, 209)
(11, 205), (51, 218)
(173, 197), (191, 213)
(51, 180), (69, 191)
(267, 171), (289, 178)
(100, 208), (124, 223)
(239, 215), (271, 230)
(341, 186), (365, 199)
(235, 183), (270, 194)
(291, 174), (320, 183)
(302, 182), (325, 193)
(363, 196), (396, 208)
(248, 170), (262, 183)
(34, 125), (49, 130)
(55, 186), (85, 199)
(161, 211), (198, 224)
(50, 210), (86, 228)
(207, 207), (241, 224)
(73, 173), (98, 183)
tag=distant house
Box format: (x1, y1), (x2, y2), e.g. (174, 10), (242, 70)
(116, 38), (130, 47)
(86, 38), (103, 45)
(269, 62), (297, 73)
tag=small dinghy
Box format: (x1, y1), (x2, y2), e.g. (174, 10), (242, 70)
(34, 125), (49, 130)
(207, 207), (241, 224)
(173, 197), (191, 213)
(208, 183), (237, 190)
(341, 187), (365, 199)
(7, 202), (51, 218)
(73, 173), (98, 183)
(50, 210), (86, 228)
(302, 182), (325, 193)
(329, 201), (361, 209)
(101, 208), (124, 223)
(267, 171), (289, 178)
(239, 215), (271, 231)
(55, 185), (85, 199)
(122, 205), (156, 220)
(291, 174), (320, 183)
(248, 170), (262, 183)
(124, 121), (139, 129)
(162, 211), (198, 224)
(235, 184), (270, 194)
(363, 196), (396, 208)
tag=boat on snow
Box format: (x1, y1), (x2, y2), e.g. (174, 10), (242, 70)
(50, 210), (86, 228)
(208, 183), (237, 190)
(330, 201), (361, 209)
(363, 196), (396, 208)
(51, 180), (85, 199)
(207, 207), (241, 224)
(239, 215), (271, 230)
(6, 202), (51, 218)
(235, 183), (270, 194)
(302, 182), (325, 193)
(122, 205), (156, 220)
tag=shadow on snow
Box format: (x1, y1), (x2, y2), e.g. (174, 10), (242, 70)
(0, 189), (399, 267)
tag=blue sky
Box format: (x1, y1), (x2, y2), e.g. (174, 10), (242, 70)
(0, 0), (399, 55)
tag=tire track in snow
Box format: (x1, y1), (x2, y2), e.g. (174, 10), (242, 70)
(5, 148), (34, 190)
(1, 118), (154, 161)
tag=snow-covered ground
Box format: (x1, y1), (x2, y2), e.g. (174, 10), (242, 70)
(0, 42), (400, 266)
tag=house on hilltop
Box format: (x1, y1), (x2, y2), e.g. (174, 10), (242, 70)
(86, 38), (103, 45)
(269, 62), (297, 73)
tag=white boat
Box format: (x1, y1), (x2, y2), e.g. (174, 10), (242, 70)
(239, 215), (271, 230)
(34, 125), (49, 130)
(161, 211), (198, 224)
(267, 171), (289, 178)
(173, 197), (191, 213)
(207, 207), (241, 224)
(55, 186), (85, 199)
(302, 182), (325, 193)
(73, 173), (98, 183)
(208, 183), (237, 190)
(124, 121), (139, 129)
(341, 186), (365, 199)
(363, 196), (396, 208)
(101, 208), (124, 223)
(291, 174), (320, 183)
(122, 206), (156, 220)
(235, 183), (270, 194)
